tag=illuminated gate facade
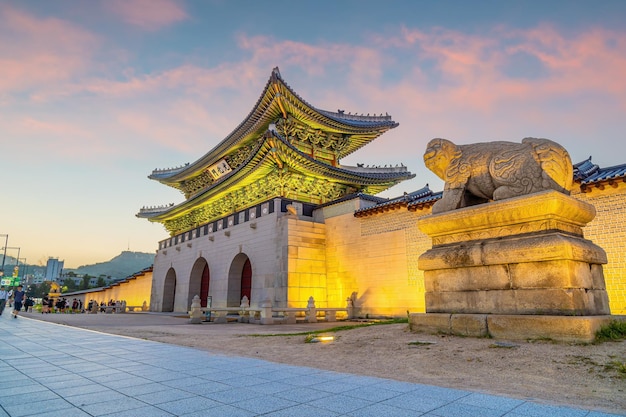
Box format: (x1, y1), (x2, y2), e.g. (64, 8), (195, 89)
(140, 68), (413, 313)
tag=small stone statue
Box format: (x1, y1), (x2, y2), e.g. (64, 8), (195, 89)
(424, 137), (573, 213)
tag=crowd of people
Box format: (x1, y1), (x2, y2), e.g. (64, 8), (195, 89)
(0, 286), (124, 315)
(0, 284), (32, 318)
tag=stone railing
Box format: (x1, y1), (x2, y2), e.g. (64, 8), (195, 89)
(188, 295), (352, 325)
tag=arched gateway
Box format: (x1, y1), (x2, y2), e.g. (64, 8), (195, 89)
(189, 258), (210, 308)
(139, 68), (414, 313)
(227, 254), (251, 307)
(162, 268), (176, 312)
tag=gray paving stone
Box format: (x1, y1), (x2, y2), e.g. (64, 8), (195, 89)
(3, 397), (74, 417)
(154, 396), (221, 414)
(177, 404), (256, 417)
(203, 386), (265, 404)
(504, 402), (591, 416)
(308, 393), (375, 414)
(78, 396), (151, 416)
(100, 405), (175, 417)
(456, 392), (525, 411)
(64, 389), (129, 407)
(235, 395), (300, 414)
(264, 404), (341, 417)
(342, 384), (403, 402)
(0, 381), (48, 397)
(346, 402), (426, 417)
(423, 401), (510, 417)
(27, 408), (92, 417)
(52, 382), (106, 397)
(133, 387), (196, 405)
(381, 391), (451, 412)
(0, 313), (619, 417)
(116, 381), (171, 396)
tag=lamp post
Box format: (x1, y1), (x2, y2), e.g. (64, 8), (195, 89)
(1, 247), (21, 288)
(17, 258), (27, 286)
(0, 234), (8, 276)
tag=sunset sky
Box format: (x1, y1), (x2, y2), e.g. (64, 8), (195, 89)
(1, 0), (625, 269)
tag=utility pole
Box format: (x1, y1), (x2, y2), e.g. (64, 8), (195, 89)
(0, 234), (8, 277)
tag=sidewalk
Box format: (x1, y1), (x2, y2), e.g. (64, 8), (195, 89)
(0, 313), (622, 417)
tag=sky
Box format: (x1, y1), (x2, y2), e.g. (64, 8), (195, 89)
(1, 0), (625, 269)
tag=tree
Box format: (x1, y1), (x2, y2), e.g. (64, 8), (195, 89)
(32, 282), (51, 299)
(81, 275), (92, 290)
(62, 278), (78, 293)
(96, 277), (107, 288)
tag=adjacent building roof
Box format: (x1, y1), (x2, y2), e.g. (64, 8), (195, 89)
(574, 157), (626, 189)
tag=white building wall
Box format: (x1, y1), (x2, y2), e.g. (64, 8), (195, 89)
(152, 199), (323, 312)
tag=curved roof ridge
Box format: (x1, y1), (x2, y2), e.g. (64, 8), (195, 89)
(573, 156), (599, 181)
(149, 67), (398, 183)
(271, 130), (414, 181)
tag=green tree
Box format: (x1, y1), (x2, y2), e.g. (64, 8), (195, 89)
(32, 282), (51, 298)
(62, 278), (78, 293)
(81, 275), (92, 290)
(96, 277), (107, 288)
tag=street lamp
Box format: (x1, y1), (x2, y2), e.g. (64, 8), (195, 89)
(18, 258), (27, 285)
(0, 247), (20, 287)
(0, 234), (8, 276)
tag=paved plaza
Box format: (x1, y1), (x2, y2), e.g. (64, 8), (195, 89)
(0, 313), (623, 417)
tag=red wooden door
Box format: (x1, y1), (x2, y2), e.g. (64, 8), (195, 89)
(240, 259), (252, 302)
(200, 264), (210, 307)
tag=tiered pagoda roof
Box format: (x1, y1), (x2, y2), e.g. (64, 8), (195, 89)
(138, 68), (414, 235)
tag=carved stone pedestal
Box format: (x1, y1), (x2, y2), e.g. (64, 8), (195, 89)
(409, 190), (612, 342)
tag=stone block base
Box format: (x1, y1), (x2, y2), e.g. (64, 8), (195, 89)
(417, 191), (610, 316)
(409, 312), (620, 343)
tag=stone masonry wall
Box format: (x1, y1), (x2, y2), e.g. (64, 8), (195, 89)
(348, 183), (626, 316)
(573, 182), (626, 315)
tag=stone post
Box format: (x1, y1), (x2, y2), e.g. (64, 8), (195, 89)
(239, 295), (250, 323)
(306, 296), (317, 323)
(189, 295), (203, 324)
(260, 299), (273, 325)
(346, 291), (357, 319)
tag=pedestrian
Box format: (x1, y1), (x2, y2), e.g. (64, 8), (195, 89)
(24, 297), (34, 312)
(0, 285), (9, 316)
(42, 295), (50, 314)
(11, 285), (25, 319)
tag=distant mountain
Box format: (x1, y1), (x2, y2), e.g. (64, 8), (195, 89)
(67, 251), (154, 280)
(0, 256), (45, 277)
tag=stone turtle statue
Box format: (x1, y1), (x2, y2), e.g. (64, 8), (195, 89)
(424, 137), (573, 214)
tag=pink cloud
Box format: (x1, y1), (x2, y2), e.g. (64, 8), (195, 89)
(0, 5), (98, 96)
(106, 0), (187, 31)
(2, 116), (105, 159)
(383, 25), (626, 114)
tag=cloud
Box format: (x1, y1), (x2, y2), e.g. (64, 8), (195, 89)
(105, 0), (187, 31)
(0, 5), (98, 97)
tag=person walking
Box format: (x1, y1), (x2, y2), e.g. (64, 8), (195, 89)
(41, 295), (50, 314)
(11, 285), (25, 319)
(0, 285), (9, 316)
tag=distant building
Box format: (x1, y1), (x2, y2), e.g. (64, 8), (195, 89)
(45, 258), (64, 282)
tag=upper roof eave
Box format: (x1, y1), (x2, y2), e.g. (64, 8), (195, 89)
(149, 67), (399, 185)
(138, 131), (414, 221)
